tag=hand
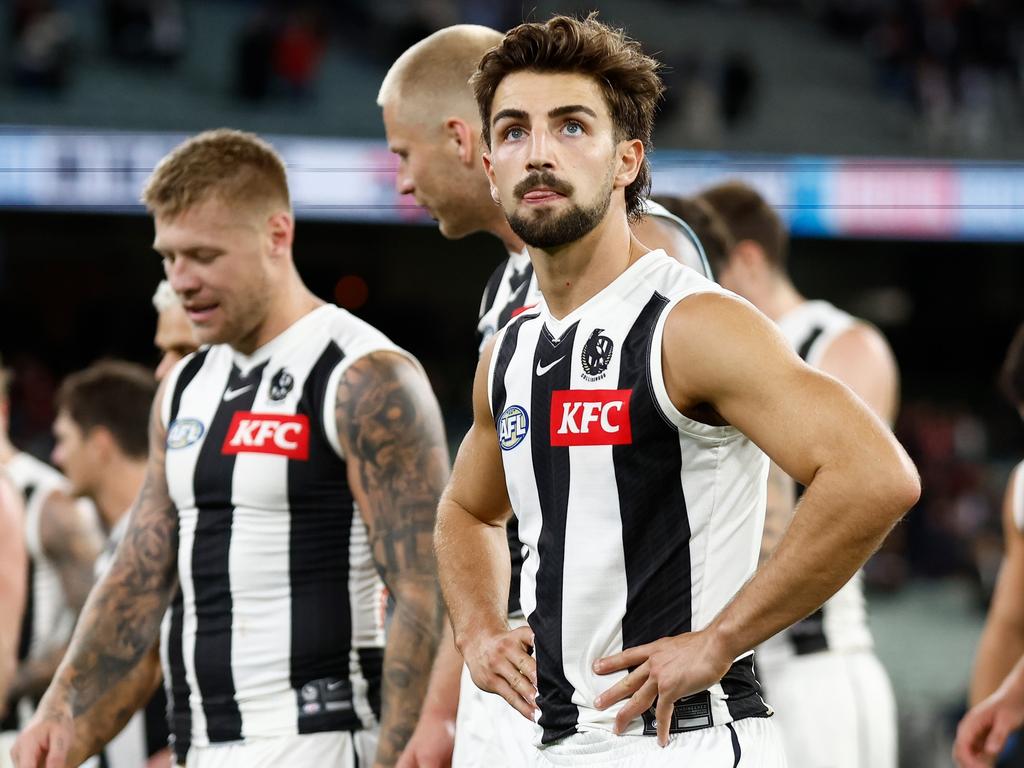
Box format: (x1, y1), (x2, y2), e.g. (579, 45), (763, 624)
(592, 629), (733, 747)
(953, 686), (1024, 767)
(460, 625), (537, 721)
(10, 695), (75, 768)
(395, 709), (455, 768)
(146, 747), (175, 768)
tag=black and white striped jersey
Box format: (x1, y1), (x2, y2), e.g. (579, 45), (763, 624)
(1, 452), (77, 731)
(487, 250), (771, 744)
(158, 304), (403, 753)
(476, 200), (713, 619)
(762, 300), (874, 661)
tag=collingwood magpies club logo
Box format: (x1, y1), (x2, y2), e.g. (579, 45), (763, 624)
(269, 368), (294, 401)
(581, 328), (614, 382)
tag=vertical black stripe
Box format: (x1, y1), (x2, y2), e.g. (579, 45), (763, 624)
(191, 362), (265, 742)
(490, 312), (535, 424)
(169, 350), (209, 422)
(490, 313), (537, 617)
(796, 326), (824, 363)
(357, 647), (383, 721)
(615, 295), (692, 651)
(167, 590), (190, 762)
(480, 259), (508, 320)
(288, 344), (363, 734)
(17, 546), (34, 661)
(530, 321), (580, 745)
(727, 722), (741, 767)
(497, 264), (535, 330)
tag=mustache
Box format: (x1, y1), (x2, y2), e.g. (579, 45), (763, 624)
(514, 172), (574, 200)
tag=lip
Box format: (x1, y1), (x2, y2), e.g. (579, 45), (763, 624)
(522, 189), (565, 204)
(184, 304), (218, 324)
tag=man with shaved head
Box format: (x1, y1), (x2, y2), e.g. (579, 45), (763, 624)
(379, 24), (714, 768)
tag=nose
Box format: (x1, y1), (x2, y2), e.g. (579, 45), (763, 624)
(51, 443), (63, 469)
(526, 129), (556, 173)
(396, 168), (414, 196)
(164, 257), (201, 297)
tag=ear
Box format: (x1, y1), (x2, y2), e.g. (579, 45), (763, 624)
(267, 210), (295, 258)
(481, 151), (499, 203)
(732, 239), (768, 274)
(444, 117), (478, 166)
(85, 426), (116, 462)
(612, 138), (644, 190)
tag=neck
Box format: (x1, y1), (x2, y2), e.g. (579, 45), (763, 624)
(487, 209), (526, 254)
(527, 206), (642, 319)
(92, 458), (148, 531)
(756, 275), (805, 322)
(235, 270), (321, 355)
(0, 432), (16, 464)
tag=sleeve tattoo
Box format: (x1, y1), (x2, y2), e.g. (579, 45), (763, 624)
(336, 353), (450, 767)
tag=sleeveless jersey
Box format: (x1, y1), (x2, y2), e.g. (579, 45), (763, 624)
(488, 250), (770, 744)
(159, 304), (406, 754)
(763, 300), (874, 660)
(1, 452), (77, 730)
(476, 200), (712, 618)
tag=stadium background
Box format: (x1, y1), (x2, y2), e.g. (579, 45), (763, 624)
(1, 1), (1022, 765)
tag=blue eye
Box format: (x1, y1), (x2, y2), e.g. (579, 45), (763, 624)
(563, 121), (583, 135)
(505, 126), (525, 141)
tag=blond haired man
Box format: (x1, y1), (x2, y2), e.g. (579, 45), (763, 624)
(13, 129), (449, 768)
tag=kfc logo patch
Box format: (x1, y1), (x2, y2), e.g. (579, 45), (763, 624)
(550, 390), (632, 446)
(222, 412), (310, 460)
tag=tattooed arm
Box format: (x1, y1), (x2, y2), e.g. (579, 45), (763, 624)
(336, 351), (450, 768)
(9, 490), (104, 703)
(12, 380), (179, 768)
(0, 472), (26, 716)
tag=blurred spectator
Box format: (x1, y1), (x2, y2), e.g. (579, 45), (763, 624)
(234, 3), (327, 102)
(10, 0), (74, 93)
(104, 0), (184, 67)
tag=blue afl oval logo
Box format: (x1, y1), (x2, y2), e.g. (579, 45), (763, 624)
(167, 418), (205, 449)
(498, 405), (529, 451)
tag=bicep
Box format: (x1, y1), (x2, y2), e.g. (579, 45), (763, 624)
(0, 476), (26, 620)
(665, 294), (898, 487)
(335, 351), (450, 583)
(988, 471), (1024, 630)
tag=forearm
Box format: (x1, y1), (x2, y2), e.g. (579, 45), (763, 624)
(376, 580), (445, 767)
(713, 464), (911, 658)
(66, 643), (164, 765)
(971, 620), (1024, 705)
(758, 464), (796, 566)
(418, 622), (462, 722)
(435, 499), (511, 651)
(44, 561), (173, 718)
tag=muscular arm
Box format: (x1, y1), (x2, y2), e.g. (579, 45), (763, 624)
(11, 491), (104, 702)
(759, 321), (900, 563)
(970, 466), (1024, 705)
(667, 294), (919, 658)
(13, 381), (178, 768)
(336, 352), (450, 768)
(0, 473), (26, 713)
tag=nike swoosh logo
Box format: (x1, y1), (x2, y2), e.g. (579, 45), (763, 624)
(536, 357), (565, 376)
(223, 385), (254, 402)
(326, 679), (345, 692)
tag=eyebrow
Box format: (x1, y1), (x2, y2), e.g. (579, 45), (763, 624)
(491, 104), (599, 126)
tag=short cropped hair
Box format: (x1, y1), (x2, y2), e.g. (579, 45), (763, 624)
(651, 194), (735, 274)
(700, 181), (788, 270)
(56, 361), (156, 460)
(472, 14), (664, 220)
(151, 280), (180, 313)
(1001, 323), (1024, 409)
(142, 128), (290, 219)
(378, 25), (504, 124)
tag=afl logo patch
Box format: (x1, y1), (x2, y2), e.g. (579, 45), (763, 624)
(581, 328), (614, 382)
(498, 405), (529, 451)
(166, 418), (204, 449)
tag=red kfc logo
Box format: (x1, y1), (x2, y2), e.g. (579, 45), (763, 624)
(550, 390), (632, 446)
(222, 412), (310, 460)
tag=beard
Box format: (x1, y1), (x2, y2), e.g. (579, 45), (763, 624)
(507, 171), (612, 250)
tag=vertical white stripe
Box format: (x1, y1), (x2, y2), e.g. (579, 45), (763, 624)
(176, 507), (208, 745)
(349, 505), (383, 729)
(1013, 462), (1024, 533)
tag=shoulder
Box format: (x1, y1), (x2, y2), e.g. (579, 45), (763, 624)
(817, 320), (896, 378)
(1008, 460), (1024, 535)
